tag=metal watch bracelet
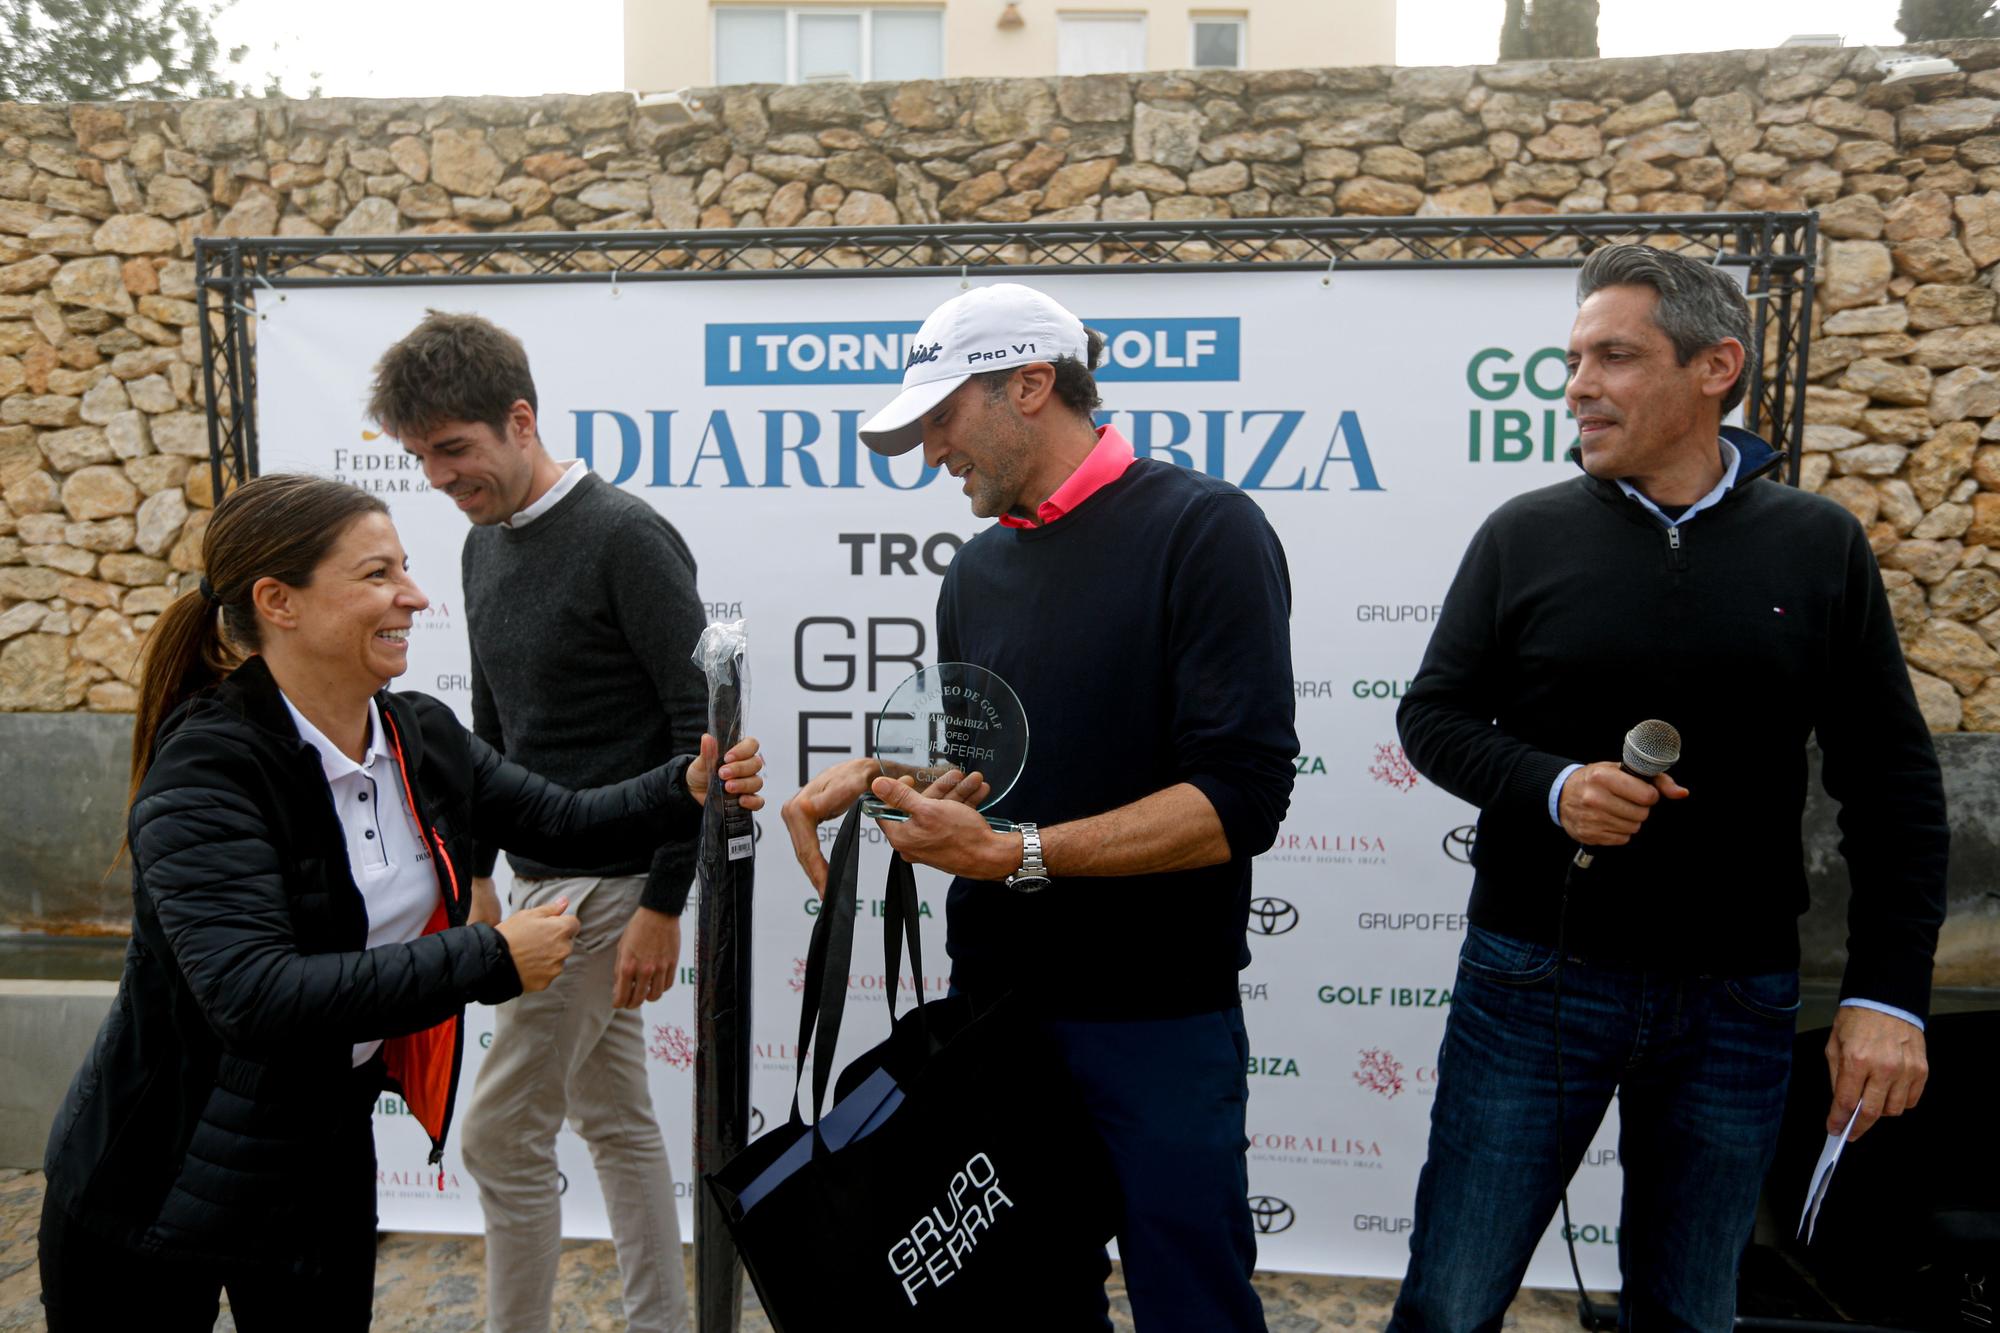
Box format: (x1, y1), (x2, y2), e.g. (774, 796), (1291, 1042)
(1006, 822), (1050, 891)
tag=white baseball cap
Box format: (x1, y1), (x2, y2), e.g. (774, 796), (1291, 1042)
(858, 283), (1089, 456)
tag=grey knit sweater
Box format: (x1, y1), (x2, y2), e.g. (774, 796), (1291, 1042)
(462, 471), (708, 914)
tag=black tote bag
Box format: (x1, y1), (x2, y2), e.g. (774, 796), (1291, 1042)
(704, 803), (1120, 1330)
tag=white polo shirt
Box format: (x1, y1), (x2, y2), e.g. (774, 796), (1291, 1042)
(281, 693), (440, 1066)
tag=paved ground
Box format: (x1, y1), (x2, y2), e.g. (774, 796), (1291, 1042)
(0, 1167), (1605, 1332)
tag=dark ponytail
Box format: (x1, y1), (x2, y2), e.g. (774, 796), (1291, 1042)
(127, 474), (388, 804)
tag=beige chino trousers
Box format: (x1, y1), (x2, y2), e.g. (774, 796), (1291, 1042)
(461, 874), (691, 1333)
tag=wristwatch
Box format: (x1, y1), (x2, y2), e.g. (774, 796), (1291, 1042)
(1005, 823), (1051, 893)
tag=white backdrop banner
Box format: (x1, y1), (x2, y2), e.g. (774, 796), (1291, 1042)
(255, 265), (1641, 1286)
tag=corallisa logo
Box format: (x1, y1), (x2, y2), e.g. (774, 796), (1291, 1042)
(411, 601), (453, 632)
(1249, 1132), (1386, 1171)
(649, 1023), (695, 1070)
(1260, 830), (1388, 867)
(1354, 1047), (1406, 1099)
(1369, 743), (1420, 792)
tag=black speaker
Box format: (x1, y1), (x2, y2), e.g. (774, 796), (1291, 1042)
(1741, 1009), (1998, 1331)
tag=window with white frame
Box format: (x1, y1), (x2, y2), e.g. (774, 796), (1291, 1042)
(1191, 15), (1245, 69)
(1058, 13), (1147, 76)
(713, 6), (944, 85)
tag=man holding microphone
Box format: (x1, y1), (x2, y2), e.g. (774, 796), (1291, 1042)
(1390, 244), (1948, 1332)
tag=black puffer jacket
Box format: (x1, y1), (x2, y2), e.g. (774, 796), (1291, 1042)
(42, 655), (700, 1273)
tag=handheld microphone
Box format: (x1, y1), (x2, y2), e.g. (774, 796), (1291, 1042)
(1571, 719), (1680, 870)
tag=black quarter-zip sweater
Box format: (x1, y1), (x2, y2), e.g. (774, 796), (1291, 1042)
(1397, 429), (1948, 1019)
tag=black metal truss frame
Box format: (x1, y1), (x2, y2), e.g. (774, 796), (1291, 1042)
(197, 211), (1816, 496)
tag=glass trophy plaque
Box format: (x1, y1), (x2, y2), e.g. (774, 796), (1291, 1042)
(861, 663), (1028, 832)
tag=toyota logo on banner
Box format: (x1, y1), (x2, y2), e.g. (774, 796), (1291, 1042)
(1248, 897), (1299, 936)
(1442, 824), (1476, 864)
(1248, 1195), (1296, 1234)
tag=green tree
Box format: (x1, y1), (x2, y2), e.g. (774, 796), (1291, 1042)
(1498, 0), (1600, 60)
(1897, 0), (2000, 40)
(1500, 0), (1533, 59)
(0, 0), (250, 102)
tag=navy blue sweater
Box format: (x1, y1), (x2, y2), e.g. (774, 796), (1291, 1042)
(936, 459), (1299, 1019)
(1398, 432), (1948, 1018)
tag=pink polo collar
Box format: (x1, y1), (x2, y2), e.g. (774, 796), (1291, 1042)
(998, 425), (1137, 529)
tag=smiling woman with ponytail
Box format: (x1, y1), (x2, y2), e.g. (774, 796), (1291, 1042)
(39, 473), (766, 1332)
(126, 475), (380, 805)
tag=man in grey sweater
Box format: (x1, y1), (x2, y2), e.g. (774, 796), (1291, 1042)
(370, 311), (704, 1333)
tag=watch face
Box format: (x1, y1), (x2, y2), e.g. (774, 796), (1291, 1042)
(1006, 874), (1052, 894)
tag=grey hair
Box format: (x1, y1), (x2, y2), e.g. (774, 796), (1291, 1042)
(1576, 244), (1754, 414)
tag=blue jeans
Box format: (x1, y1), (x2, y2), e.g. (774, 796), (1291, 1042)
(1389, 927), (1797, 1333)
(1041, 1007), (1266, 1333)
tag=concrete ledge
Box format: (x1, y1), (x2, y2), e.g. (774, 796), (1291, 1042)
(1803, 733), (2000, 988)
(0, 980), (114, 1169)
(0, 712), (133, 933)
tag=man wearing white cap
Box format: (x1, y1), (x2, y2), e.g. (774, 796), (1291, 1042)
(782, 282), (1299, 1330)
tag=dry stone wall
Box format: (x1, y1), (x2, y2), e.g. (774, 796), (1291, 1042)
(7, 44), (2000, 724)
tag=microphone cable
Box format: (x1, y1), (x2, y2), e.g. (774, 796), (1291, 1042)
(1555, 717), (1678, 1332)
(1555, 850), (1618, 1332)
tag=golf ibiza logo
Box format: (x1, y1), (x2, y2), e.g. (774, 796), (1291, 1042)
(1562, 1221), (1622, 1245)
(648, 1023), (694, 1070)
(1318, 983), (1452, 1009)
(1247, 1195), (1296, 1234)
(1369, 744), (1420, 792)
(887, 1152), (1015, 1306)
(1465, 345), (1577, 464)
(1248, 897), (1299, 936)
(1442, 824), (1477, 864)
(1354, 1048), (1406, 1099)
